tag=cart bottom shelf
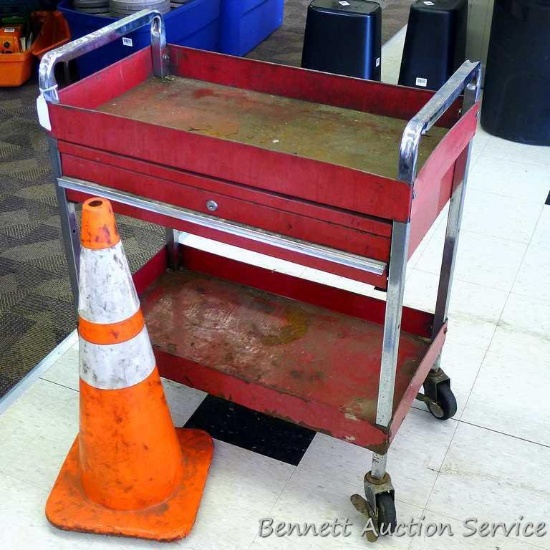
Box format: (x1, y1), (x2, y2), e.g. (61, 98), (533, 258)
(140, 262), (442, 453)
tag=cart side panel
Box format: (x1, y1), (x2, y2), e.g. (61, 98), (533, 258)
(409, 164), (455, 258)
(58, 141), (392, 238)
(408, 104), (478, 257)
(451, 147), (469, 193)
(133, 248), (168, 295)
(49, 107), (413, 222)
(416, 104), (478, 188)
(168, 45), (461, 128)
(60, 153), (392, 262)
(58, 48), (152, 109)
(388, 322), (447, 441)
(66, 190), (389, 288)
(154, 347), (390, 453)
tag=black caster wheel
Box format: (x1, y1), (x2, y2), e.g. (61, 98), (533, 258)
(376, 492), (397, 534)
(427, 382), (457, 420)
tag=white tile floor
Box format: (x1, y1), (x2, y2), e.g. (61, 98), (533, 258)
(1, 31), (550, 550)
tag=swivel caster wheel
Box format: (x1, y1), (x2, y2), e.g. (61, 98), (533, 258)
(351, 491), (397, 541)
(420, 368), (457, 421)
(351, 472), (396, 542)
(427, 381), (457, 420)
(376, 492), (397, 534)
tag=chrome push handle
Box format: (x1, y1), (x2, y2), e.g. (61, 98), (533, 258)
(38, 9), (167, 103)
(398, 61), (482, 185)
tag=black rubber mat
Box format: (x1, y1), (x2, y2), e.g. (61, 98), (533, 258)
(185, 395), (316, 465)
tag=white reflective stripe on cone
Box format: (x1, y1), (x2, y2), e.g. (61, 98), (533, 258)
(80, 327), (156, 390)
(78, 242), (140, 324)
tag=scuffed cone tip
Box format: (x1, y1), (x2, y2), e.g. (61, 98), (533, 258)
(81, 197), (120, 250)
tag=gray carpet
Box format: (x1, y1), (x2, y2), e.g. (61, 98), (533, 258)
(0, 0), (412, 398)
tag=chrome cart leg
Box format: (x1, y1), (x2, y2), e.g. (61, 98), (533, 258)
(419, 72), (483, 421)
(417, 173), (467, 420)
(376, 221), (410, 429)
(432, 75), (481, 339)
(165, 228), (180, 270)
(432, 177), (467, 339)
(351, 221), (409, 539)
(418, 178), (467, 420)
(49, 137), (80, 314)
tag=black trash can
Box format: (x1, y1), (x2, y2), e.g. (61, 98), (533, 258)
(481, 0), (550, 145)
(301, 0), (382, 80)
(398, 0), (468, 91)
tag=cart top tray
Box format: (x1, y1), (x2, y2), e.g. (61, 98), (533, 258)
(98, 76), (448, 180)
(50, 47), (475, 232)
(49, 46), (478, 286)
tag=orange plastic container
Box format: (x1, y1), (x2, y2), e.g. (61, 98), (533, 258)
(0, 50), (33, 86)
(0, 11), (71, 87)
(32, 10), (70, 58)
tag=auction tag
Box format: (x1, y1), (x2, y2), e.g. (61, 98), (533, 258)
(36, 95), (51, 131)
(415, 77), (428, 87)
(339, 1), (350, 5)
(122, 37), (133, 47)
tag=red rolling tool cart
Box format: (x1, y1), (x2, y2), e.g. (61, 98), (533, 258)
(38, 10), (481, 539)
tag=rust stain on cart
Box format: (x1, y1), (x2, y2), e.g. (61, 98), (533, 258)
(258, 305), (309, 346)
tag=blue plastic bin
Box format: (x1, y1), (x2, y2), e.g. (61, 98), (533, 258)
(58, 0), (221, 78)
(218, 0), (284, 56)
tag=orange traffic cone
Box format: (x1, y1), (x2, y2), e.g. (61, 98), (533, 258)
(46, 197), (213, 541)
